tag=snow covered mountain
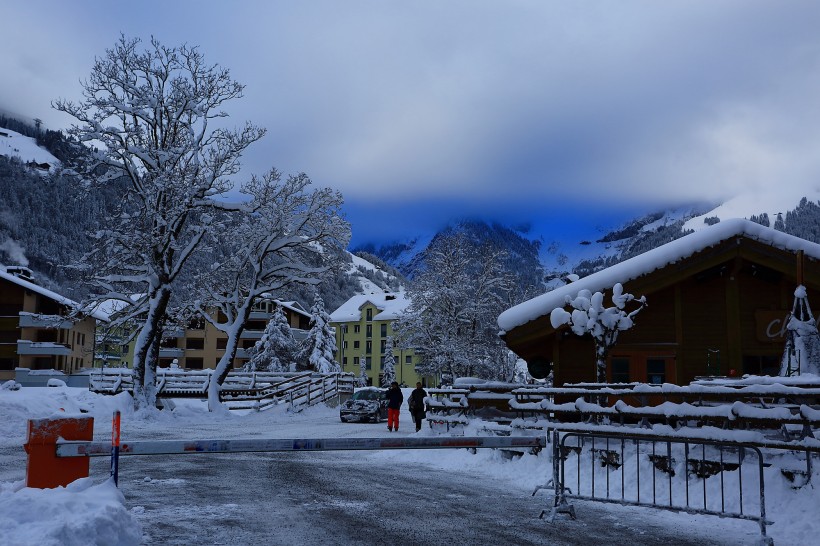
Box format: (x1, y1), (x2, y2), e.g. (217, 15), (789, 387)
(360, 194), (820, 290)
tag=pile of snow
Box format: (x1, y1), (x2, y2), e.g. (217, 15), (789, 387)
(0, 478), (142, 546)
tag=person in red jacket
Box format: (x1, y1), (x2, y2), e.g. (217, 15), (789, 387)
(385, 381), (404, 432)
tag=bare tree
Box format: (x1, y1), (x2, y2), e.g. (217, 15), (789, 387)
(192, 170), (350, 411)
(55, 36), (265, 409)
(394, 231), (516, 381)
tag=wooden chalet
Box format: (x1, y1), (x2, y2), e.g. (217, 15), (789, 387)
(498, 219), (820, 387)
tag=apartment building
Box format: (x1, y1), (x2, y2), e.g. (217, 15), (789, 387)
(0, 266), (101, 382)
(156, 299), (311, 370)
(329, 292), (435, 387)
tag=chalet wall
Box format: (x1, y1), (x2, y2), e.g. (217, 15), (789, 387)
(507, 241), (820, 387)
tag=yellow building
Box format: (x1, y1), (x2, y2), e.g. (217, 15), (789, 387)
(329, 292), (435, 387)
(0, 266), (101, 382)
(156, 299), (311, 370)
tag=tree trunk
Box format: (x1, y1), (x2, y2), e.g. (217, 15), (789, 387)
(132, 287), (171, 410)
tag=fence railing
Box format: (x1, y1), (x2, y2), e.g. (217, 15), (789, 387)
(424, 380), (820, 443)
(88, 368), (355, 410)
(542, 428), (776, 545)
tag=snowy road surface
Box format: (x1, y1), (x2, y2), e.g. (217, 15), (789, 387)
(109, 449), (750, 546)
(81, 400), (754, 545)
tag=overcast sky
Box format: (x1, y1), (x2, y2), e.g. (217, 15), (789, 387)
(3, 1), (820, 247)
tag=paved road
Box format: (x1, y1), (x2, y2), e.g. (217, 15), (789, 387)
(99, 448), (752, 545)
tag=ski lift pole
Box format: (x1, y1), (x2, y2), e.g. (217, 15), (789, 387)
(110, 410), (121, 486)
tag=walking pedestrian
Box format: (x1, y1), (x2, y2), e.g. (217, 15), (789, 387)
(385, 381), (403, 432)
(408, 382), (428, 432)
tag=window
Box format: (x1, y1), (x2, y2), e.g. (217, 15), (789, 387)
(647, 359), (665, 385)
(341, 325), (348, 334)
(611, 358), (630, 383)
(353, 325), (361, 334)
(380, 356), (385, 368)
(366, 308), (373, 321)
(380, 340), (386, 353)
(353, 357), (359, 366)
(405, 355), (412, 365)
(366, 324), (372, 338)
(343, 357), (348, 365)
(743, 355), (779, 377)
(365, 357), (372, 370)
(186, 338), (205, 350)
(0, 358), (16, 371)
(366, 341), (372, 354)
(343, 341), (348, 349)
(353, 340), (360, 349)
(216, 339), (227, 350)
(186, 357), (204, 369)
(380, 324), (387, 337)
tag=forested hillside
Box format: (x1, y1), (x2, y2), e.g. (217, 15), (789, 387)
(0, 117), (397, 310)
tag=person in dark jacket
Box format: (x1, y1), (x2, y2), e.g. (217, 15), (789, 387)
(385, 381), (404, 432)
(408, 382), (428, 432)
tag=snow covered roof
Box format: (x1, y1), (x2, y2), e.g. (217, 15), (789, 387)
(0, 265), (108, 321)
(276, 300), (309, 319)
(329, 292), (410, 323)
(498, 218), (820, 333)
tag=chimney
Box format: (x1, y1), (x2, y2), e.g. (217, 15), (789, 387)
(5, 266), (35, 283)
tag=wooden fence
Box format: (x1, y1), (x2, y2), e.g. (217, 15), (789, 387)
(89, 368), (355, 411)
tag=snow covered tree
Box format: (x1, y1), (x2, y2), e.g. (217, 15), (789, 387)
(394, 231), (516, 381)
(300, 293), (340, 373)
(512, 358), (532, 384)
(55, 36), (265, 409)
(246, 305), (298, 373)
(358, 354), (368, 387)
(550, 283), (647, 383)
(191, 171), (349, 410)
(780, 285), (820, 376)
(380, 336), (396, 387)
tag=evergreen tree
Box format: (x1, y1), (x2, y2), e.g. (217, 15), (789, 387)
(246, 306), (298, 372)
(301, 294), (339, 373)
(358, 353), (368, 386)
(381, 336), (396, 387)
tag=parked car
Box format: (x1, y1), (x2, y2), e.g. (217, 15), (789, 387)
(340, 387), (388, 423)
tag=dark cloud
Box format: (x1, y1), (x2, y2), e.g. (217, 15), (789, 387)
(3, 1), (820, 244)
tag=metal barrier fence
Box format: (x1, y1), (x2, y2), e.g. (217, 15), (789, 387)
(544, 429), (774, 545)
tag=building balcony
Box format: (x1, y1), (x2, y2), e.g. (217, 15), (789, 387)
(158, 348), (185, 358)
(163, 328), (185, 338)
(18, 312), (73, 329)
(17, 340), (71, 356)
(235, 348), (249, 359)
(248, 311), (272, 320)
(240, 330), (264, 340)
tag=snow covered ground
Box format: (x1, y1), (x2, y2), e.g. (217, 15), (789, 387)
(0, 128), (60, 171)
(1, 385), (818, 545)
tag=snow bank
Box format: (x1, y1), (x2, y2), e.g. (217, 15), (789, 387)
(0, 478), (142, 546)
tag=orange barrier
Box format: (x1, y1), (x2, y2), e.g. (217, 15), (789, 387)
(24, 415), (94, 488)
